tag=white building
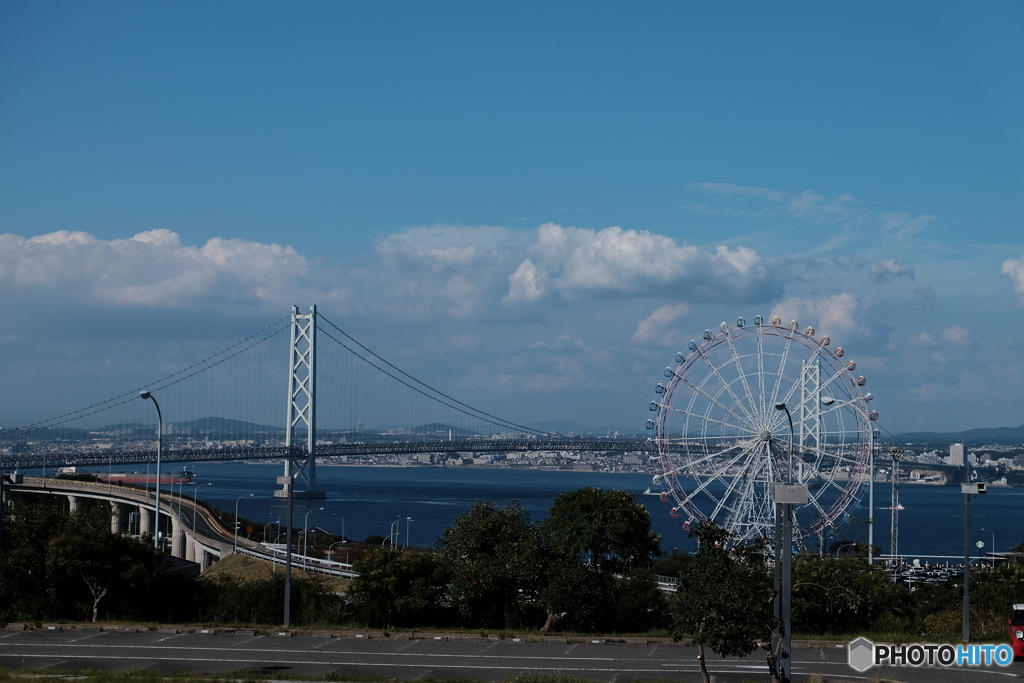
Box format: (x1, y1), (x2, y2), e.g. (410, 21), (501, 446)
(949, 443), (965, 467)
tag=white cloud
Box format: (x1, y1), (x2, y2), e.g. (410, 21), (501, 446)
(1001, 254), (1024, 304)
(632, 303), (690, 346)
(769, 293), (869, 342)
(878, 212), (935, 238)
(505, 259), (544, 303)
(908, 326), (973, 350)
(869, 258), (915, 283)
(941, 326), (973, 348)
(0, 229), (308, 310)
(505, 223), (779, 303)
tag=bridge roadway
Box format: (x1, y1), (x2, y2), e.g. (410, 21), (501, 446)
(1, 628), (1019, 682)
(0, 438), (649, 470)
(2, 477), (354, 576)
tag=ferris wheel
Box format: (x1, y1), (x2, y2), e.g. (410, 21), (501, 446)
(646, 316), (876, 546)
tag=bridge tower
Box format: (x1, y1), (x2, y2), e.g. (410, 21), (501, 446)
(798, 359), (822, 481)
(276, 305), (325, 499)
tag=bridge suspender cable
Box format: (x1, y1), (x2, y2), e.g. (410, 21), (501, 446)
(3, 314), (290, 439)
(318, 314), (550, 437)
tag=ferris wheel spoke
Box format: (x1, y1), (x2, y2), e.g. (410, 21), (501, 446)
(756, 331), (766, 415)
(680, 438), (760, 479)
(723, 331), (760, 420)
(685, 449), (757, 506)
(668, 404), (756, 434)
(768, 330), (796, 411)
(693, 347), (758, 424)
(711, 443), (771, 522)
(680, 377), (756, 431)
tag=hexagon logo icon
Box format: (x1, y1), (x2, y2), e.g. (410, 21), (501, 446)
(848, 637), (875, 672)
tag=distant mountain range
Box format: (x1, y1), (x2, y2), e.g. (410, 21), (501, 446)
(897, 424), (1024, 447)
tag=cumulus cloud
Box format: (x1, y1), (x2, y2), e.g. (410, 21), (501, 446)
(1002, 254), (1024, 304)
(503, 223), (780, 304)
(0, 229), (309, 310)
(869, 258), (915, 283)
(632, 303), (690, 346)
(769, 293), (872, 342)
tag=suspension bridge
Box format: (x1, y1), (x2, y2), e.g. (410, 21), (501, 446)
(0, 306), (647, 497)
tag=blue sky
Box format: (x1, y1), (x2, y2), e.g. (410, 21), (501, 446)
(2, 2), (1023, 433)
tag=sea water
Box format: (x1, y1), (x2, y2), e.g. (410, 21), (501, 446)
(56, 462), (1024, 560)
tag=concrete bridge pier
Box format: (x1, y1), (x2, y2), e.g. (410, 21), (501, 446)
(192, 538), (213, 570)
(110, 502), (124, 534)
(171, 517), (185, 558)
(185, 531), (196, 562)
(199, 547), (215, 572)
(138, 506), (152, 539)
(67, 494), (79, 512)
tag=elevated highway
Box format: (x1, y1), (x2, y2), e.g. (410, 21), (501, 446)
(2, 476), (277, 572)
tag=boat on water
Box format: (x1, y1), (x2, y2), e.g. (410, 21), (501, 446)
(643, 487), (665, 496)
(96, 471), (194, 485)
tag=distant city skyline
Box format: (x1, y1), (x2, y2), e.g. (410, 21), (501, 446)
(2, 3), (1023, 433)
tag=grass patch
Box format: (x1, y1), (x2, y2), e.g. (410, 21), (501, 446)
(199, 552), (351, 594)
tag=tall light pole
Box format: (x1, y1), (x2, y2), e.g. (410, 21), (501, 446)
(404, 517), (414, 549)
(773, 402), (805, 683)
(192, 482), (213, 532)
(303, 506), (324, 568)
(234, 493), (254, 552)
(961, 464), (985, 642)
(140, 391), (162, 550)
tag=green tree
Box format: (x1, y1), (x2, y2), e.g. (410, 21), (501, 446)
(350, 547), (449, 628)
(792, 552), (912, 634)
(544, 487), (661, 571)
(0, 498), (70, 621)
(47, 515), (161, 622)
(538, 488), (665, 633)
(435, 500), (545, 629)
(670, 521), (775, 683)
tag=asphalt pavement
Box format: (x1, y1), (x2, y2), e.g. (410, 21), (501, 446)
(1, 626), (1022, 682)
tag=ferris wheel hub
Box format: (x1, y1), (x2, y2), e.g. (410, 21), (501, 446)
(758, 430), (773, 442)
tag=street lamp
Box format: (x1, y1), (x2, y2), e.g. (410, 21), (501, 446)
(772, 402), (804, 683)
(192, 482), (213, 532)
(387, 516), (413, 548)
(140, 391), (162, 550)
(234, 493), (254, 552)
(328, 540), (346, 562)
(303, 507), (324, 569)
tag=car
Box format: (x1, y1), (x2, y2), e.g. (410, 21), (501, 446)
(1009, 604), (1024, 659)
